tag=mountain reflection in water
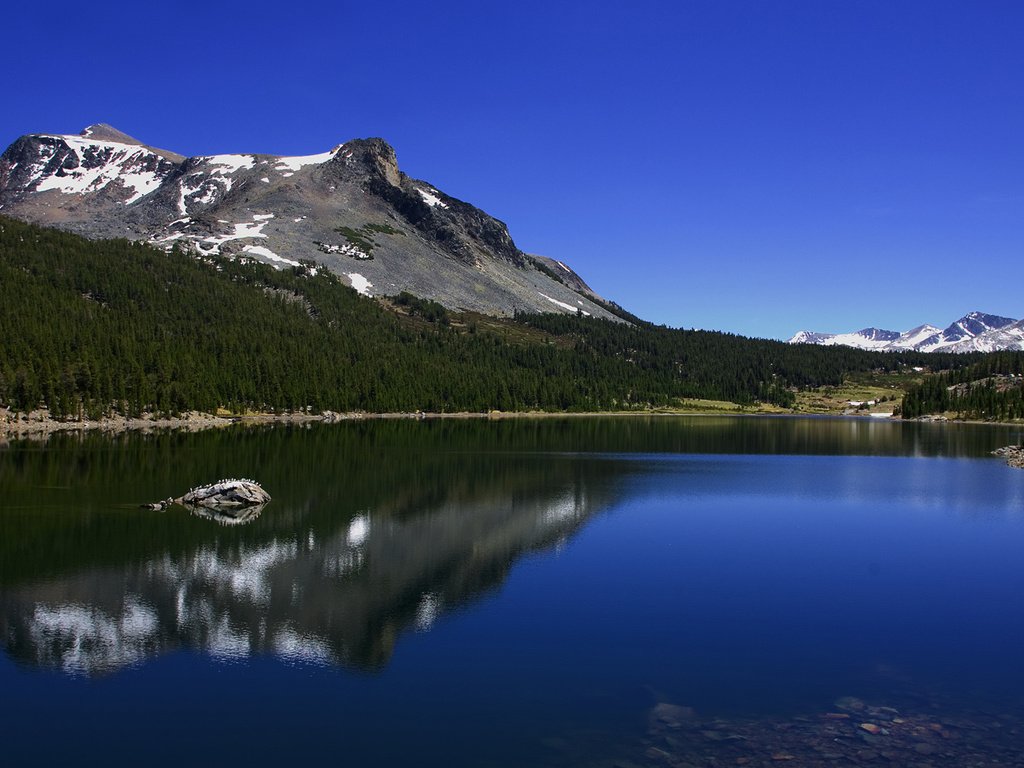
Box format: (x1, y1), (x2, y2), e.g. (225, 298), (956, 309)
(2, 417), (1024, 767)
(0, 421), (627, 676)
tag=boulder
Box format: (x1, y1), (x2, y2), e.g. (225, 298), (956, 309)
(992, 445), (1024, 469)
(181, 479), (271, 508)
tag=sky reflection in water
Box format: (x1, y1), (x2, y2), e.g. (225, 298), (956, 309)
(1, 417), (1022, 765)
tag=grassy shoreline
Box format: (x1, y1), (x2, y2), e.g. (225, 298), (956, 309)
(0, 403), (803, 440)
(3, 404), (1020, 442)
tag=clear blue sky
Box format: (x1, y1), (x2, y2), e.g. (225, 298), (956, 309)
(4, 0), (1022, 340)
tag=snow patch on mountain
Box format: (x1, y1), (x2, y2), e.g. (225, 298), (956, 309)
(417, 186), (448, 209)
(539, 292), (591, 316)
(275, 148), (339, 172)
(178, 173), (224, 214)
(202, 154), (255, 173)
(347, 273), (373, 296)
(31, 135), (165, 203)
(194, 216), (272, 254)
(243, 244), (299, 268)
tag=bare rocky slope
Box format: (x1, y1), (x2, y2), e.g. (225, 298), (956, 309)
(0, 124), (619, 319)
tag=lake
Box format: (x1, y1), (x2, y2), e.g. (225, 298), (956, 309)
(2, 416), (1023, 766)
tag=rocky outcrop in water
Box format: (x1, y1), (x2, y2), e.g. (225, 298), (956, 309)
(992, 445), (1024, 469)
(181, 478), (271, 507)
(143, 478), (270, 510)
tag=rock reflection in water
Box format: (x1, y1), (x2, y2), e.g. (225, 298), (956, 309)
(189, 502), (267, 526)
(1, 457), (618, 676)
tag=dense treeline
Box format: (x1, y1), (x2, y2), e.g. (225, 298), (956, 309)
(901, 353), (1024, 420)
(0, 216), (990, 419)
(519, 314), (981, 407)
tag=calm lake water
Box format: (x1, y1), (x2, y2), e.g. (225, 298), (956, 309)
(2, 416), (1023, 766)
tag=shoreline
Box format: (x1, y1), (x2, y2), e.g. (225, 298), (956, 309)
(2, 405), (1022, 442)
(0, 407), (760, 440)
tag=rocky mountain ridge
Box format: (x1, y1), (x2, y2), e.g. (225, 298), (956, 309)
(789, 311), (1024, 353)
(0, 124), (618, 319)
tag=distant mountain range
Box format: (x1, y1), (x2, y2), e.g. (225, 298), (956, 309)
(0, 124), (619, 319)
(789, 311), (1024, 353)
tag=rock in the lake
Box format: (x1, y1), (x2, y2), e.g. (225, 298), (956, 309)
(181, 479), (271, 508)
(144, 479), (270, 511)
(992, 445), (1024, 469)
(141, 497), (175, 510)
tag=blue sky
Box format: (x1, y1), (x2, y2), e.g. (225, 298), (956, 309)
(4, 0), (1022, 339)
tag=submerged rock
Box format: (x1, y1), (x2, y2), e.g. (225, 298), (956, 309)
(834, 696), (867, 712)
(639, 697), (1024, 768)
(649, 702), (696, 729)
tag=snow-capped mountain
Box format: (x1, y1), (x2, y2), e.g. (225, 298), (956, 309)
(0, 124), (617, 319)
(788, 312), (1023, 353)
(957, 318), (1024, 353)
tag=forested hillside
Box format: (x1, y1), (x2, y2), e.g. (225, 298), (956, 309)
(518, 314), (977, 405)
(900, 353), (1024, 420)
(0, 216), (986, 419)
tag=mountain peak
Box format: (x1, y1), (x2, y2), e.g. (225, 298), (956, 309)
(334, 137), (402, 187)
(943, 311), (1017, 341)
(787, 330), (830, 344)
(854, 327), (901, 342)
(789, 312), (1022, 353)
(80, 124), (144, 146)
(69, 124), (184, 163)
(0, 125), (619, 321)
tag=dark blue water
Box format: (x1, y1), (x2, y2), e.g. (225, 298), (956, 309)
(1, 418), (1023, 765)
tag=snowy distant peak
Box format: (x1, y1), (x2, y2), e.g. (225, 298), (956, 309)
(785, 327), (899, 349)
(854, 327), (901, 342)
(897, 324), (942, 349)
(787, 330), (833, 345)
(958, 319), (1024, 354)
(941, 311), (1017, 342)
(789, 312), (1023, 353)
